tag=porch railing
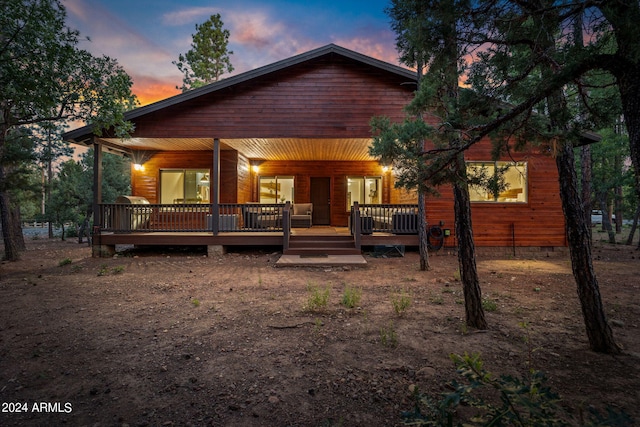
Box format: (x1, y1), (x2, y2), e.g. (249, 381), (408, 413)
(350, 203), (419, 235)
(98, 203), (287, 233)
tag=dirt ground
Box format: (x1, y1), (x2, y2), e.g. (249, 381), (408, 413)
(1, 234), (639, 426)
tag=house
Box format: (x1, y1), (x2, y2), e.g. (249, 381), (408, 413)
(63, 44), (567, 257)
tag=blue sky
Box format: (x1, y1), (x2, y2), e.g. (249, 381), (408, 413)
(62, 0), (400, 105)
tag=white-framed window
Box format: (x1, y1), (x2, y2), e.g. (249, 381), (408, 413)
(347, 176), (382, 210)
(259, 176), (294, 203)
(160, 169), (210, 204)
(467, 161), (528, 203)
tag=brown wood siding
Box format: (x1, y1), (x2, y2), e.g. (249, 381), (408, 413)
(130, 56), (414, 139)
(131, 151), (238, 203)
(236, 153), (252, 203)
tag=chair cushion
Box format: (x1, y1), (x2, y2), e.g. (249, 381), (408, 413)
(293, 203), (312, 215)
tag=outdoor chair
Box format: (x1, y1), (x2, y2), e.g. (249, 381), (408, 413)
(291, 203), (313, 227)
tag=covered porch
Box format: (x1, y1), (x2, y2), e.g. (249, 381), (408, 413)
(92, 201), (422, 257)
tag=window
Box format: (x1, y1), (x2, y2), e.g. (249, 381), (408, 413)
(347, 176), (382, 210)
(259, 176), (294, 203)
(160, 169), (210, 204)
(467, 161), (527, 203)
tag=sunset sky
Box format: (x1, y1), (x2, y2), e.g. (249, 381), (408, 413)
(62, 0), (401, 106)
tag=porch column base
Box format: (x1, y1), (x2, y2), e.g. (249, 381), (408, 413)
(93, 244), (115, 258)
(207, 245), (226, 257)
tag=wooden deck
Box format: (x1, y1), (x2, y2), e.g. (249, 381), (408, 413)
(94, 226), (420, 250)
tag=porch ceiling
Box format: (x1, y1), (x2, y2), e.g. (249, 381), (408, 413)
(100, 137), (377, 161)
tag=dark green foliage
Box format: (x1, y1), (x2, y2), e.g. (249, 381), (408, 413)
(46, 148), (130, 235)
(402, 353), (632, 427)
(173, 13), (234, 91)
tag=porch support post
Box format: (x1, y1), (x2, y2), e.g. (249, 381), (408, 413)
(353, 202), (362, 250)
(212, 138), (221, 235)
(91, 138), (114, 257)
(92, 136), (102, 225)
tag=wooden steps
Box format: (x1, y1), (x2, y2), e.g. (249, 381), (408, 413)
(284, 235), (360, 255)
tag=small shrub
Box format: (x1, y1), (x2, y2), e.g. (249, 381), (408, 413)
(391, 288), (412, 316)
(401, 352), (632, 426)
(191, 298), (200, 307)
(341, 285), (362, 308)
(58, 258), (72, 267)
(380, 321), (398, 348)
(97, 264), (109, 276)
(305, 282), (330, 312)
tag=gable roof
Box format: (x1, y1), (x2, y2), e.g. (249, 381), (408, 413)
(64, 44), (415, 144)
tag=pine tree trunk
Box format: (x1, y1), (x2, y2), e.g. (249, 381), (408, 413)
(581, 146), (592, 232)
(626, 205), (639, 247)
(418, 191), (430, 271)
(556, 142), (620, 353)
(598, 192), (616, 244)
(0, 189), (21, 261)
(453, 157), (486, 330)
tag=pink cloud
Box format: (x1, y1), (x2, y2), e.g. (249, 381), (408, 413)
(162, 7), (221, 26)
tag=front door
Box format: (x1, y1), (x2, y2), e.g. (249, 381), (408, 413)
(310, 177), (331, 225)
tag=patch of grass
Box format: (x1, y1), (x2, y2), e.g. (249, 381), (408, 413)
(191, 298), (200, 307)
(340, 285), (362, 309)
(482, 297), (498, 312)
(380, 321), (398, 348)
(391, 288), (412, 316)
(97, 264), (109, 276)
(58, 258), (72, 266)
(453, 269), (461, 281)
(305, 282), (330, 312)
(97, 264), (125, 276)
(70, 265), (83, 273)
(111, 265), (125, 275)
(429, 293), (444, 305)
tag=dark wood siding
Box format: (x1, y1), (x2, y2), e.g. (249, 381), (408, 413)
(130, 56), (414, 139)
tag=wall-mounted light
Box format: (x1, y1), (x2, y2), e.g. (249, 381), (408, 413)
(382, 165), (389, 173)
(252, 164), (260, 173)
(130, 150), (156, 172)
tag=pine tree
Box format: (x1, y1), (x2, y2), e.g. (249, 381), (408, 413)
(173, 14), (234, 92)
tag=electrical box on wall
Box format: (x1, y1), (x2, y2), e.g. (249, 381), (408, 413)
(444, 229), (451, 237)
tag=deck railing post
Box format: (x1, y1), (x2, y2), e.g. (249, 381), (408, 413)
(212, 138), (220, 235)
(354, 202), (361, 250)
(283, 202), (291, 251)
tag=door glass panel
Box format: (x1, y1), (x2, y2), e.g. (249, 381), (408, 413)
(347, 176), (381, 210)
(259, 176), (294, 203)
(160, 169), (210, 203)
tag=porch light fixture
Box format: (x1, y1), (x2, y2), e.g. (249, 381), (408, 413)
(382, 165), (390, 173)
(130, 150), (156, 171)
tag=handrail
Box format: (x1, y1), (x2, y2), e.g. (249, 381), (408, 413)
(351, 203), (419, 236)
(98, 203), (286, 233)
